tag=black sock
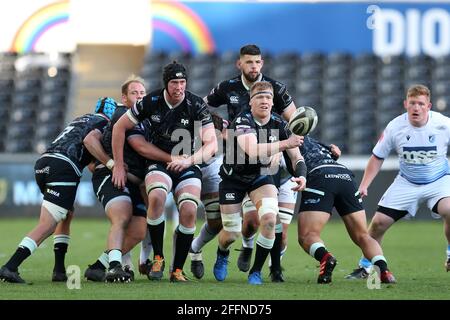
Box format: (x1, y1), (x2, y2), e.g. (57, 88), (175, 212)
(53, 242), (68, 273)
(217, 247), (230, 257)
(249, 243), (271, 274)
(270, 232), (282, 271)
(148, 221), (165, 258)
(313, 246), (329, 262)
(373, 259), (388, 273)
(172, 228), (194, 271)
(5, 247), (31, 272)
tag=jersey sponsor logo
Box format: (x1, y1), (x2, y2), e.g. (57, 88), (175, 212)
(151, 115), (161, 122)
(429, 135), (435, 143)
(401, 146), (437, 164)
(324, 173), (352, 181)
(148, 164), (158, 171)
(225, 192), (235, 200)
(304, 198), (320, 204)
(35, 166), (50, 174)
(230, 96), (239, 104)
(46, 188), (60, 197)
(269, 135), (277, 142)
(181, 119), (189, 126)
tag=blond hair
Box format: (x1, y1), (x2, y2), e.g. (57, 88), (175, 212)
(250, 81), (273, 98)
(407, 84), (431, 101)
(121, 74), (146, 95)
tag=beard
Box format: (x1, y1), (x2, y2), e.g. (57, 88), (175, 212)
(243, 71), (259, 83)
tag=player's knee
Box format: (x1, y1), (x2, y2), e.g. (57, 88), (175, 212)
(204, 197), (221, 220)
(221, 212), (242, 233)
(42, 200), (68, 223)
(258, 198), (279, 219)
(146, 181), (169, 196)
(148, 194), (166, 212)
(177, 193), (200, 215)
(242, 198), (256, 216)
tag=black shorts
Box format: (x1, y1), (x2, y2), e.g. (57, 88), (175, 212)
(219, 174), (276, 205)
(92, 167), (146, 217)
(146, 162), (202, 191)
(34, 156), (80, 211)
(299, 166), (363, 217)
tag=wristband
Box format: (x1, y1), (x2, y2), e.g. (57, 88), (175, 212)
(106, 159), (115, 170)
(294, 159), (307, 179)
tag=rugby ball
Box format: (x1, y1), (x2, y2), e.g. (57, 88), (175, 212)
(289, 106), (318, 136)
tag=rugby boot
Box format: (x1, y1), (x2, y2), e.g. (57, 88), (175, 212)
(170, 269), (189, 282)
(148, 255), (165, 280)
(236, 246), (253, 272)
(138, 259), (152, 276)
(84, 265), (106, 282)
(189, 249), (204, 279)
(380, 270), (397, 284)
(105, 264), (131, 283)
(0, 266), (26, 284)
(317, 253), (337, 284)
(248, 271), (263, 285)
(213, 250), (229, 281)
(52, 270), (68, 282)
(345, 267), (369, 280)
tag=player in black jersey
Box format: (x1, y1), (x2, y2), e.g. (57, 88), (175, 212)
(0, 99), (117, 283)
(193, 44), (298, 280)
(112, 61), (217, 282)
(297, 134), (396, 284)
(82, 77), (155, 282)
(213, 81), (306, 285)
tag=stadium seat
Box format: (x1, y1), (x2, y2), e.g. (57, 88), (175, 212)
(296, 79), (321, 96)
(9, 107), (36, 123)
(41, 77), (69, 92)
(4, 139), (33, 153)
(14, 78), (41, 92)
(378, 80), (404, 96)
(323, 79), (348, 95)
(6, 123), (34, 139)
(35, 124), (61, 140)
(350, 95), (377, 112)
(324, 64), (349, 79)
(37, 108), (64, 124)
(432, 66), (450, 81)
(298, 64), (323, 80)
(40, 93), (66, 108)
(379, 64), (403, 80)
(300, 52), (324, 66)
(0, 79), (14, 92)
(350, 79), (377, 95)
(352, 64), (377, 80)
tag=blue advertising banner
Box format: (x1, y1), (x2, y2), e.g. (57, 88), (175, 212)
(151, 2), (450, 57)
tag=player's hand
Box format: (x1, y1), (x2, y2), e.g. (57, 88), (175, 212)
(167, 157), (192, 173)
(358, 186), (368, 198)
(330, 144), (341, 159)
(285, 134), (304, 149)
(291, 176), (306, 192)
(112, 164), (127, 189)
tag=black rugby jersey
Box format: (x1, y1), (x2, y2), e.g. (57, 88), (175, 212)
(128, 89), (213, 155)
(299, 135), (342, 175)
(221, 110), (290, 182)
(101, 106), (151, 179)
(206, 74), (293, 121)
(45, 113), (109, 172)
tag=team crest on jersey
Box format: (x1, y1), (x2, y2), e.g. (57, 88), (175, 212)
(230, 96), (239, 104)
(429, 135), (435, 143)
(235, 117), (242, 124)
(151, 115), (161, 122)
(406, 135), (410, 141)
(269, 135), (277, 142)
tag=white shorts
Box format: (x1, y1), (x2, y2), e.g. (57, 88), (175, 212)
(379, 174), (450, 219)
(201, 155), (222, 196)
(278, 178), (297, 204)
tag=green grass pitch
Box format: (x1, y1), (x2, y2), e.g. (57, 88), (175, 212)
(0, 217), (449, 300)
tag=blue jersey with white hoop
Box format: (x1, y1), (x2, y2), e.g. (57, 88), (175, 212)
(373, 111), (450, 184)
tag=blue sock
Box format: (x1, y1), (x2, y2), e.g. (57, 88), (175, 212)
(446, 245), (450, 260)
(359, 257), (372, 269)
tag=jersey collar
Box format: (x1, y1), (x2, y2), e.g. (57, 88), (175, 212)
(241, 73), (263, 91)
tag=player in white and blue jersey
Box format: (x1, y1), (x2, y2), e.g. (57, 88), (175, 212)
(346, 84), (450, 280)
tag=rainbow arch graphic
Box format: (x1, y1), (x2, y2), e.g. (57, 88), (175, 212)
(151, 0), (215, 54)
(10, 0), (70, 53)
(10, 0), (215, 54)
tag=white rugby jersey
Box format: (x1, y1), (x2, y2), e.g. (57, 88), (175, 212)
(373, 111), (450, 184)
